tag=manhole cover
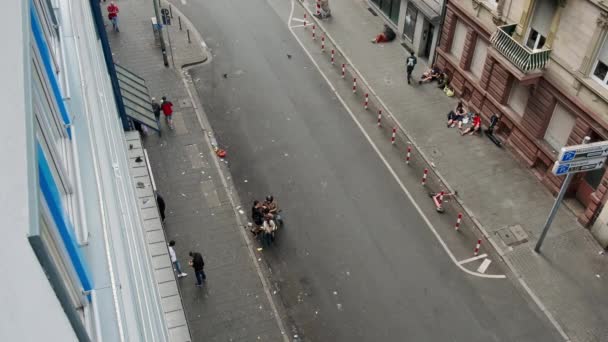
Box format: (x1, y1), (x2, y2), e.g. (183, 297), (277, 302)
(496, 224), (529, 247)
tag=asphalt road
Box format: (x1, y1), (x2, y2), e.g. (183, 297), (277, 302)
(177, 0), (561, 340)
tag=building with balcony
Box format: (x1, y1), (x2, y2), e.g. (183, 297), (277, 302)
(0, 0), (186, 340)
(435, 0), (608, 233)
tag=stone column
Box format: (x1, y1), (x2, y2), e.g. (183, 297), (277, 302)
(578, 11), (608, 77)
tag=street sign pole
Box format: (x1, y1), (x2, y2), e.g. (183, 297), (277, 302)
(535, 136), (591, 253)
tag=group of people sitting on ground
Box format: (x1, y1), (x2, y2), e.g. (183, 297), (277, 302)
(251, 196), (282, 246)
(419, 64), (450, 90)
(446, 101), (482, 136)
(371, 24), (396, 44)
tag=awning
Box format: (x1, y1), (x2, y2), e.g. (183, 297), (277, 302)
(407, 0), (441, 25)
(115, 64), (159, 131)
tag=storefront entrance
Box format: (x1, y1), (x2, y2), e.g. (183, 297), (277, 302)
(370, 0), (401, 24)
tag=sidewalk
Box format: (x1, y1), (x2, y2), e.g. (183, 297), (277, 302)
(300, 0), (608, 341)
(107, 1), (285, 341)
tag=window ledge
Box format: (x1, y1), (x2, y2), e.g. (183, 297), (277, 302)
(576, 74), (608, 104)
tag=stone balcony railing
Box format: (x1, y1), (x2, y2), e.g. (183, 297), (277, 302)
(490, 24), (551, 73)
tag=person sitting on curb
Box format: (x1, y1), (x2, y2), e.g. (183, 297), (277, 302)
(262, 215), (277, 246)
(437, 71), (450, 89)
(460, 112), (482, 136)
(371, 24), (396, 44)
(419, 65), (441, 84)
(447, 101), (466, 128)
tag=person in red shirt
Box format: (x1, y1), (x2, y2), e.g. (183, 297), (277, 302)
(107, 2), (120, 32)
(460, 112), (482, 136)
(161, 96), (174, 129)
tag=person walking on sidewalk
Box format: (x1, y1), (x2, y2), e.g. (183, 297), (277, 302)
(189, 251), (206, 287)
(151, 97), (161, 130)
(107, 2), (120, 32)
(168, 241), (188, 278)
(161, 96), (174, 129)
(406, 52), (417, 85)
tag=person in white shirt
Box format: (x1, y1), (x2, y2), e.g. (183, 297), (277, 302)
(262, 217), (277, 245)
(168, 240), (187, 278)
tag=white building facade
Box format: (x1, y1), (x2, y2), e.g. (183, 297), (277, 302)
(0, 0), (169, 340)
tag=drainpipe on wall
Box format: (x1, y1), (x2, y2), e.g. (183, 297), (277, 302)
(87, 0), (131, 131)
(432, 0), (449, 65)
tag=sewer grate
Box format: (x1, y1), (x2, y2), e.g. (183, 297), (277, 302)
(496, 224), (529, 247)
(367, 7), (378, 16)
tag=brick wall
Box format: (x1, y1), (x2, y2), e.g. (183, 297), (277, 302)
(522, 80), (556, 138)
(567, 118), (591, 146)
(439, 8), (457, 53)
(486, 62), (511, 104)
(460, 30), (477, 71)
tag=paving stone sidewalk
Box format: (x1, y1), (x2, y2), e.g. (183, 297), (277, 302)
(300, 0), (608, 341)
(107, 0), (284, 340)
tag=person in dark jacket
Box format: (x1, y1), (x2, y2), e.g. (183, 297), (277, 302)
(251, 200), (264, 235)
(189, 251), (206, 287)
(156, 192), (166, 222)
(151, 97), (161, 126)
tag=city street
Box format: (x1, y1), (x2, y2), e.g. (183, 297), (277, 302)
(173, 0), (562, 340)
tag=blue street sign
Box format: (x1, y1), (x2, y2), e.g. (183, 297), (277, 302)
(554, 164), (570, 176)
(561, 151), (576, 162)
(558, 141), (608, 163)
(552, 157), (606, 176)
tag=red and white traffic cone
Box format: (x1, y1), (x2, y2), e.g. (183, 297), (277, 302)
(331, 49), (335, 64)
(473, 239), (481, 256)
(391, 127), (397, 145)
(438, 191), (444, 207)
(321, 36), (325, 51)
(312, 25), (316, 40)
(406, 145), (411, 165)
(364, 93), (369, 110)
(341, 64), (345, 78)
(377, 110), (382, 127)
(316, 0), (321, 16)
(303, 13), (307, 28)
(454, 213), (462, 231)
(353, 78), (357, 93)
(422, 168), (428, 185)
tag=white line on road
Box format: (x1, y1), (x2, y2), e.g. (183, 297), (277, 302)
(287, 0), (505, 280)
(457, 254), (487, 265)
(289, 24), (305, 28)
(477, 259), (492, 274)
(291, 17), (305, 22)
(180, 0), (187, 5)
